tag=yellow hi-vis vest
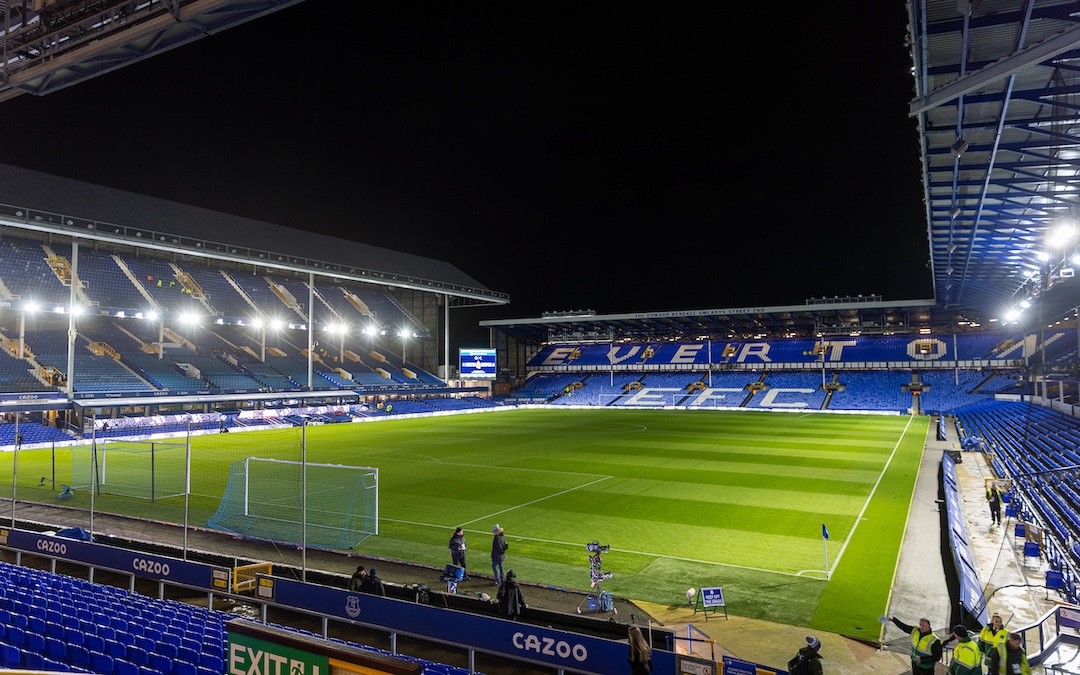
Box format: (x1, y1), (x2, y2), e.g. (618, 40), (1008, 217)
(978, 625), (1008, 656)
(950, 640), (981, 675)
(994, 642), (1031, 675)
(911, 629), (940, 669)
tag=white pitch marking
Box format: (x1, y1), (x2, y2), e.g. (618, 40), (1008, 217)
(828, 415), (915, 574)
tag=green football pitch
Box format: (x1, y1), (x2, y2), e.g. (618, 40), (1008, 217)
(8, 408), (929, 640)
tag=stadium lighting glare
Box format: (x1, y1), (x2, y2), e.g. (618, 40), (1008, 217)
(144, 311), (158, 321)
(1020, 299), (1031, 309)
(1035, 251), (1050, 262)
(115, 311), (126, 318)
(53, 305), (65, 314)
(269, 319), (284, 331)
(180, 312), (199, 325)
(71, 305), (85, 316)
(1004, 309), (1021, 322)
(362, 326), (376, 336)
(1047, 223), (1077, 249)
(24, 301), (39, 313)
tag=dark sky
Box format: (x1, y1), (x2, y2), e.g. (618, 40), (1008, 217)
(0, 2), (932, 346)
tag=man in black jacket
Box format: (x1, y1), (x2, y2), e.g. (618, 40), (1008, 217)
(496, 569), (526, 620)
(360, 567), (386, 596)
(491, 524), (508, 585)
(449, 527), (468, 579)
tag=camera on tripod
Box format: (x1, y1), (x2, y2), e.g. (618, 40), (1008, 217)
(586, 542), (610, 553)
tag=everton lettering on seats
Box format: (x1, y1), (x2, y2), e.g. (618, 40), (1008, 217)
(530, 334), (1073, 367)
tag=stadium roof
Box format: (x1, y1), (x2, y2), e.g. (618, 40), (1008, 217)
(0, 0), (305, 103)
(0, 163), (508, 306)
(916, 0), (1080, 324)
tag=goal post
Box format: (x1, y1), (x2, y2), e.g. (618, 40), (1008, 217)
(70, 439), (189, 501)
(206, 457), (378, 549)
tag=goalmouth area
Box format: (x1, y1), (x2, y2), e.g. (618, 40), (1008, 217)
(9, 408), (928, 640)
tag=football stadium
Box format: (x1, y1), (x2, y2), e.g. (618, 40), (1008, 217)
(2, 2), (1080, 675)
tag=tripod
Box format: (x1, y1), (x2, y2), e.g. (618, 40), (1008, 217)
(577, 550), (616, 614)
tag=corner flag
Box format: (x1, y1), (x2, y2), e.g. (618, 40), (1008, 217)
(822, 524), (829, 540)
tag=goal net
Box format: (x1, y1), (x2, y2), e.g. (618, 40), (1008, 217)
(70, 439), (188, 500)
(205, 457), (378, 549)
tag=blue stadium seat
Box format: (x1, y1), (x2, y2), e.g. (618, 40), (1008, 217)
(115, 657), (140, 675)
(200, 653), (224, 673)
(133, 635), (154, 653)
(156, 642), (179, 660)
(24, 629), (46, 654)
(147, 651), (172, 674)
(44, 635), (67, 661)
(5, 626), (24, 647)
(161, 632), (182, 647)
(91, 650), (116, 675)
(66, 644), (90, 670)
(172, 659), (198, 675)
(46, 620), (66, 640)
(126, 644), (149, 666)
(105, 637), (128, 659)
(176, 645), (200, 665)
(84, 633), (106, 653)
(21, 650), (45, 671)
(64, 626), (85, 646)
(0, 642), (20, 668)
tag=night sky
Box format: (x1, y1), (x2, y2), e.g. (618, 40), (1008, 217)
(0, 2), (932, 347)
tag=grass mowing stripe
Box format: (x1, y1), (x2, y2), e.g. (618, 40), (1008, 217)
(829, 415), (914, 573)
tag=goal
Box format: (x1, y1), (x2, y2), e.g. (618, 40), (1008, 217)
(205, 457), (378, 549)
(70, 439), (188, 500)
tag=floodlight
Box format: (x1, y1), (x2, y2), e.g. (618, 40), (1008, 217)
(1047, 223), (1077, 249)
(951, 137), (969, 155)
(949, 204), (962, 219)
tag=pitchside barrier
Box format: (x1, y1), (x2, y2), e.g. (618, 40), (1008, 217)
(0, 527), (678, 674)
